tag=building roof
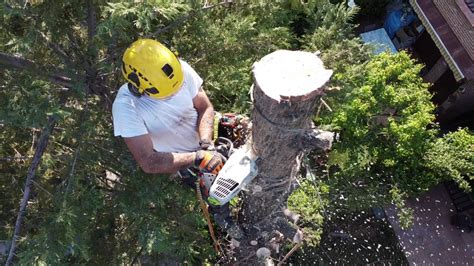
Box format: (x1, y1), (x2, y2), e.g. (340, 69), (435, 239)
(462, 0), (474, 18)
(410, 0), (474, 81)
(360, 28), (397, 55)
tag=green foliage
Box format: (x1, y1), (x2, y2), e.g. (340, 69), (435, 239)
(301, 1), (359, 51)
(326, 52), (439, 209)
(288, 180), (329, 246)
(19, 185), (105, 264)
(319, 38), (372, 74)
(98, 2), (190, 42)
(390, 187), (413, 229)
(174, 2), (295, 113)
(321, 50), (473, 231)
(426, 129), (474, 191)
(0, 74), (59, 128)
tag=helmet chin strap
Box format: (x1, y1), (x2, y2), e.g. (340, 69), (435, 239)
(127, 83), (143, 97)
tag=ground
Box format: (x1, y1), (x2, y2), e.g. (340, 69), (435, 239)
(289, 209), (407, 264)
(385, 183), (474, 265)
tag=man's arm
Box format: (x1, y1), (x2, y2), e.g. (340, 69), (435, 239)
(193, 87), (214, 144)
(124, 134), (196, 174)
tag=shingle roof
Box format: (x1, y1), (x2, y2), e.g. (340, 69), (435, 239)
(410, 0), (474, 81)
(465, 0), (474, 13)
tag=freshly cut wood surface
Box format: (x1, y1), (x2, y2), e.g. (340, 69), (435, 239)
(252, 50), (333, 101)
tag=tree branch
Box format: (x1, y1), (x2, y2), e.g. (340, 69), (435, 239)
(36, 29), (75, 69)
(87, 0), (97, 41)
(6, 116), (56, 266)
(85, 0), (108, 102)
(0, 52), (74, 87)
(0, 156), (33, 162)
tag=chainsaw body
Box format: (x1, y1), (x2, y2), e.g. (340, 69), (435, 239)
(203, 144), (258, 206)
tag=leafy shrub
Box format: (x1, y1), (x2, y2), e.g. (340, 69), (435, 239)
(426, 129), (474, 192)
(328, 52), (438, 209)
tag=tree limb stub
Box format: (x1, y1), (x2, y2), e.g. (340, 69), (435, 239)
(6, 116), (56, 266)
(296, 129), (334, 151)
(236, 50), (332, 262)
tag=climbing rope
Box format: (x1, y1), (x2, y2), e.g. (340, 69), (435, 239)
(195, 181), (223, 255)
(277, 242), (303, 266)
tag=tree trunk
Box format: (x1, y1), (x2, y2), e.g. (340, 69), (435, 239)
(233, 50), (333, 264)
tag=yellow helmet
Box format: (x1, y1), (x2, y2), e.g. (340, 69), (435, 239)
(122, 39), (184, 99)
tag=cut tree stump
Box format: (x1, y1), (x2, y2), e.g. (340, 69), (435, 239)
(234, 50), (333, 264)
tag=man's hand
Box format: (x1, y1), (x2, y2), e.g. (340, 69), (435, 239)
(199, 138), (215, 151)
(195, 150), (225, 175)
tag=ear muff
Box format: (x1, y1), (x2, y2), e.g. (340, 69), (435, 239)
(127, 72), (140, 87)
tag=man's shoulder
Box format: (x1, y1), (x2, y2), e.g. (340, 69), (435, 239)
(112, 84), (137, 112)
(179, 59), (192, 71)
(179, 60), (199, 77)
(178, 59), (202, 97)
(113, 84), (135, 104)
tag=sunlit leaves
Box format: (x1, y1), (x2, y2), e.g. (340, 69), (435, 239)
(288, 180), (328, 246)
(426, 129), (474, 191)
(99, 2), (189, 37)
(328, 52), (435, 209)
(390, 187), (413, 229)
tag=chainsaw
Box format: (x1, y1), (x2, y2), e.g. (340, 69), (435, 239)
(200, 137), (258, 206)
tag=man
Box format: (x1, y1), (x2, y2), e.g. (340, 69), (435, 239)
(113, 38), (223, 174)
(112, 39), (236, 234)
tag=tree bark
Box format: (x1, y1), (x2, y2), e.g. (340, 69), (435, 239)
(233, 50), (333, 264)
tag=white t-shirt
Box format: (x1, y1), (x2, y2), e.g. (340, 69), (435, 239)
(112, 60), (203, 153)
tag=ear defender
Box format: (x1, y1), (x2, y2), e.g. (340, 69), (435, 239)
(127, 72), (140, 87)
